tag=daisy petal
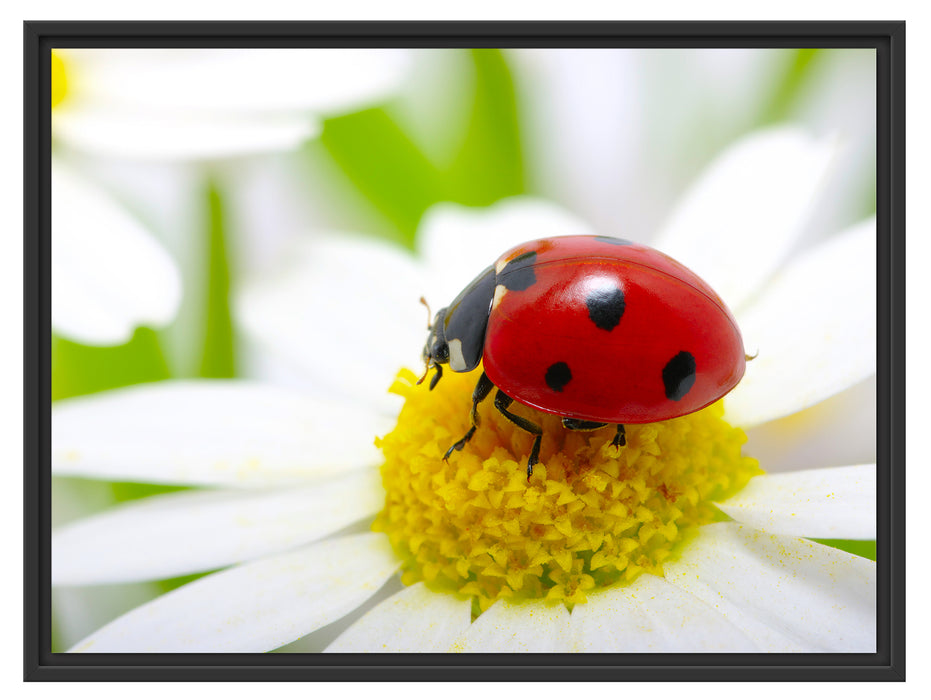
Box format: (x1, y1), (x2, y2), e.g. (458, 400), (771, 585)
(569, 574), (758, 652)
(715, 464), (876, 539)
(324, 582), (472, 652)
(724, 218), (876, 427)
(507, 50), (644, 237)
(52, 380), (391, 487)
(236, 235), (426, 412)
(417, 198), (596, 306)
(653, 127), (839, 312)
(663, 523), (875, 652)
(54, 109), (319, 161)
(69, 533), (399, 653)
(744, 376), (876, 474)
(448, 599), (571, 653)
(66, 49), (411, 116)
(273, 49), (413, 115)
(52, 164), (181, 345)
(53, 469), (383, 586)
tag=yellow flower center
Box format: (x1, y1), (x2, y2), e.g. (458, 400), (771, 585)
(374, 366), (761, 615)
(51, 51), (69, 109)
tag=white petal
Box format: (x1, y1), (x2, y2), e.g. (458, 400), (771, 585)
(569, 574), (758, 652)
(52, 380), (391, 487)
(653, 127), (840, 312)
(508, 50), (644, 237)
(269, 49), (412, 115)
(716, 464), (876, 540)
(69, 533), (400, 652)
(664, 523), (875, 652)
(52, 163), (181, 344)
(417, 197), (596, 306)
(64, 49), (410, 115)
(53, 469), (384, 585)
(725, 218), (876, 427)
(744, 376), (876, 474)
(54, 108), (319, 161)
(236, 235), (426, 412)
(448, 599), (571, 653)
(325, 582), (471, 652)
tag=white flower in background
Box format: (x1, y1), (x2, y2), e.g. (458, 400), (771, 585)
(511, 48), (875, 248)
(51, 48), (411, 344)
(53, 49), (411, 161)
(51, 127), (876, 653)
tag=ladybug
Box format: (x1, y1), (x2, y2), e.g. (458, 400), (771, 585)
(420, 235), (747, 479)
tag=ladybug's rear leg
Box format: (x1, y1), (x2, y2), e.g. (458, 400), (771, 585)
(443, 371), (495, 461)
(493, 390), (543, 480)
(611, 424), (626, 453)
(561, 418), (608, 431)
(561, 419), (625, 455)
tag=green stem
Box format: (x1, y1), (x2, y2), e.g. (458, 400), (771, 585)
(198, 178), (236, 378)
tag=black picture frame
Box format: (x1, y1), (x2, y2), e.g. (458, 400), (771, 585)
(24, 20), (905, 681)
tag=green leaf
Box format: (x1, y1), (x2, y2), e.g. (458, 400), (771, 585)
(758, 48), (824, 125)
(51, 328), (171, 401)
(198, 179), (236, 378)
(155, 569), (218, 595)
(444, 49), (524, 205)
(109, 481), (190, 503)
(809, 538), (877, 561)
(320, 108), (444, 247)
(317, 49), (525, 249)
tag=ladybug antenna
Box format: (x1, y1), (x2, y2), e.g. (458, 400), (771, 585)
(745, 351), (759, 361)
(419, 296), (432, 329)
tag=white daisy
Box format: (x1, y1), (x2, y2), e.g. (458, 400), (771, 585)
(51, 48), (411, 345)
(53, 49), (411, 161)
(51, 126), (876, 653)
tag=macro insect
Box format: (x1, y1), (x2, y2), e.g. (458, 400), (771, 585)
(419, 235), (747, 479)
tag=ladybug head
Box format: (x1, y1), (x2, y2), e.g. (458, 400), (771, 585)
(417, 265), (497, 391)
(419, 308), (449, 390)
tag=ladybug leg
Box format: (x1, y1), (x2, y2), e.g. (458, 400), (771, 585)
(561, 418), (608, 431)
(493, 390), (543, 480)
(562, 418), (625, 456)
(429, 364), (443, 391)
(443, 372), (494, 461)
(611, 424), (626, 452)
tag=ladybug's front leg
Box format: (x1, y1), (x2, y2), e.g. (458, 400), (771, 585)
(429, 364), (443, 390)
(493, 390), (543, 480)
(443, 372), (495, 461)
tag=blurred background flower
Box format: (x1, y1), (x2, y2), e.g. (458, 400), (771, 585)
(49, 47), (876, 652)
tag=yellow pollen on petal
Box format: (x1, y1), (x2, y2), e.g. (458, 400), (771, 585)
(51, 51), (69, 109)
(373, 366), (761, 614)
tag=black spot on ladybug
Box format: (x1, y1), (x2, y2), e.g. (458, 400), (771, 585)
(594, 236), (634, 246)
(545, 361), (572, 392)
(585, 285), (626, 331)
(663, 351), (697, 401)
(499, 251), (537, 291)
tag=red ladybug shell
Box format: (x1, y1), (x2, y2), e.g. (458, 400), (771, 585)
(481, 236), (745, 424)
